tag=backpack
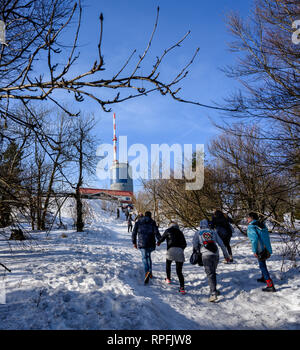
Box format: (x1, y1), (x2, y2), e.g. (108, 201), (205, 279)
(253, 224), (271, 261)
(200, 230), (218, 253)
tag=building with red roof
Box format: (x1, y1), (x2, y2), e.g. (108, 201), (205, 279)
(79, 188), (133, 205)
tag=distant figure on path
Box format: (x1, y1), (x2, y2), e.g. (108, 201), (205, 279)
(128, 214), (133, 233)
(132, 211), (161, 284)
(124, 207), (129, 221)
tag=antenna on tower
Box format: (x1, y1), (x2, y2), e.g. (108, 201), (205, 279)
(110, 112), (133, 193)
(113, 112), (118, 164)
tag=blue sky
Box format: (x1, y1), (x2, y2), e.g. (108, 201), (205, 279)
(59, 0), (254, 190)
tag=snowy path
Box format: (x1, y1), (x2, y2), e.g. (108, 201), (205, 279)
(0, 215), (300, 330)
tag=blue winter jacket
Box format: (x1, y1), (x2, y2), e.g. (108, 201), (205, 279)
(132, 216), (161, 249)
(247, 220), (272, 254)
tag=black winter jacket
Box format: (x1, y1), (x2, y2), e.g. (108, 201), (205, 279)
(211, 215), (233, 237)
(132, 216), (161, 249)
(157, 225), (187, 250)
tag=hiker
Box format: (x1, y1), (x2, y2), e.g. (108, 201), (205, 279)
(124, 207), (129, 221)
(157, 222), (187, 294)
(211, 210), (234, 262)
(193, 219), (230, 302)
(246, 212), (276, 292)
(132, 211), (161, 284)
(128, 214), (133, 233)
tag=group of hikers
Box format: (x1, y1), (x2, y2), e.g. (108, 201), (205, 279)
(131, 210), (275, 303)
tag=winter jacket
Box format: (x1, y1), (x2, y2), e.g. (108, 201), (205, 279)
(211, 214), (233, 238)
(132, 216), (161, 249)
(157, 224), (187, 251)
(192, 220), (229, 258)
(247, 220), (272, 255)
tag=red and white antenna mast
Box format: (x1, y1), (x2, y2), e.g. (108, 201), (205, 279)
(113, 113), (118, 164)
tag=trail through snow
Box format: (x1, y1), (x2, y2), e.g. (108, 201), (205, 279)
(0, 200), (299, 330)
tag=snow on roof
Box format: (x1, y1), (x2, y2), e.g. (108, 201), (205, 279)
(79, 188), (133, 197)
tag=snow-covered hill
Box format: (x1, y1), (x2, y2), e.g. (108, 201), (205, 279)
(0, 199), (299, 330)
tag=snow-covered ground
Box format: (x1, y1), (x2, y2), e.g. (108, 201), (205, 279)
(0, 199), (299, 330)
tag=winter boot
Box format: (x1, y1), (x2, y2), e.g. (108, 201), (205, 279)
(229, 255), (233, 263)
(144, 271), (151, 285)
(262, 279), (276, 292)
(165, 278), (171, 284)
(179, 287), (186, 295)
(208, 293), (218, 302)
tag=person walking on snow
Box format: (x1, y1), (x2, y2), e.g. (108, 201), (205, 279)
(193, 219), (230, 302)
(157, 222), (187, 294)
(246, 212), (276, 292)
(132, 211), (161, 284)
(128, 214), (133, 233)
(211, 210), (234, 263)
(124, 206), (129, 221)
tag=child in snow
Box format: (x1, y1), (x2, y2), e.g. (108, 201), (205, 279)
(157, 222), (187, 294)
(246, 212), (276, 292)
(193, 219), (230, 302)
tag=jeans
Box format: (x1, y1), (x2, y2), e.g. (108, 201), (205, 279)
(140, 248), (155, 274)
(258, 259), (271, 281)
(166, 259), (184, 288)
(202, 254), (219, 295)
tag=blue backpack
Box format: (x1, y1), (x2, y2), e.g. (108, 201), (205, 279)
(253, 224), (271, 261)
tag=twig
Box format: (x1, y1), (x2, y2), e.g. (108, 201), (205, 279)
(0, 262), (11, 273)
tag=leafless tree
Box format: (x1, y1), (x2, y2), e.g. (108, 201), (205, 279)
(0, 0), (231, 138)
(221, 0), (299, 174)
(65, 114), (98, 232)
(209, 124), (294, 224)
(141, 169), (222, 231)
(22, 109), (73, 230)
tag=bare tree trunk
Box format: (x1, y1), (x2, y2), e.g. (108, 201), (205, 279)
(36, 158), (43, 230)
(75, 187), (84, 232)
(41, 153), (61, 230)
(75, 134), (84, 232)
(29, 194), (36, 230)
